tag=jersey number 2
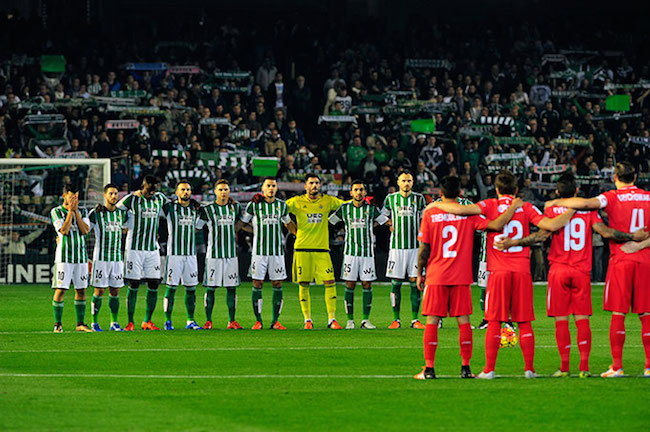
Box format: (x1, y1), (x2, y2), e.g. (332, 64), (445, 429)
(442, 225), (458, 258)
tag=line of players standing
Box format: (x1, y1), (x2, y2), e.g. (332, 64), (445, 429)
(50, 171), (434, 333)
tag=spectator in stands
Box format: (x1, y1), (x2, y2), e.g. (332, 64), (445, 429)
(264, 128), (287, 161)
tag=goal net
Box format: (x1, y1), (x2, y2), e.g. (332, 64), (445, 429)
(0, 158), (111, 284)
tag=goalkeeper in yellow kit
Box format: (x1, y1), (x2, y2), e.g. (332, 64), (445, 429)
(286, 174), (346, 329)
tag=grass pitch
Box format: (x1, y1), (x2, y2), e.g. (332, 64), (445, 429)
(0, 282), (648, 431)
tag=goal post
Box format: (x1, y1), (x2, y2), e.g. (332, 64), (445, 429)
(0, 158), (111, 284)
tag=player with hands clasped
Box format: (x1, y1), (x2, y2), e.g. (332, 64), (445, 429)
(329, 180), (389, 330)
(243, 178), (296, 329)
(87, 183), (129, 332)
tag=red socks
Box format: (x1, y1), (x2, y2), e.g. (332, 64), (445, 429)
(641, 315), (650, 369)
(555, 320), (571, 372)
(610, 314), (626, 371)
(424, 323), (438, 368)
(575, 319), (592, 372)
(458, 322), (473, 366)
(484, 321), (501, 373)
(519, 322), (535, 372)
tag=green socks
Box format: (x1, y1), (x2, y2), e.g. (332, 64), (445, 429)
(204, 288), (216, 322)
(391, 280), (401, 320)
(344, 288), (355, 320)
(226, 287), (237, 322)
(74, 300), (86, 325)
(185, 288), (196, 321)
(52, 300), (64, 323)
(164, 287), (177, 320)
(409, 281), (421, 321)
(109, 295), (120, 323)
(91, 295), (102, 323)
(144, 288), (158, 322)
(480, 286), (487, 312)
(362, 288), (372, 320)
(272, 287), (283, 324)
(127, 287), (138, 323)
(252, 288), (263, 322)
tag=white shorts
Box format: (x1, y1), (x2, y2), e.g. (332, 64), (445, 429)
(165, 255), (199, 287)
(91, 261), (124, 288)
(250, 255), (287, 281)
(205, 257), (240, 287)
(125, 250), (162, 281)
(52, 262), (89, 290)
(477, 261), (489, 288)
(341, 255), (376, 282)
(386, 248), (419, 279)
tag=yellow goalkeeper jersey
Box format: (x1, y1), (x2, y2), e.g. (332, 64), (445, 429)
(286, 193), (346, 251)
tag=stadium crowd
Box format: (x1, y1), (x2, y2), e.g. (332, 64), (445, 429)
(1, 11), (649, 281)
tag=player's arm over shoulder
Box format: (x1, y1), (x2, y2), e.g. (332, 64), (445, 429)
(548, 196), (603, 211)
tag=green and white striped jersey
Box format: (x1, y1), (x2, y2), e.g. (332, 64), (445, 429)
(329, 202), (388, 257)
(199, 202), (241, 259)
(117, 192), (168, 252)
(434, 195), (487, 264)
(88, 207), (128, 262)
(50, 205), (89, 264)
(162, 202), (200, 256)
(241, 199), (291, 256)
(382, 192), (426, 250)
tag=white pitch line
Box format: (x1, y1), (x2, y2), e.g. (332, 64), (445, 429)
(0, 328), (623, 335)
(0, 372), (646, 380)
(0, 344), (642, 354)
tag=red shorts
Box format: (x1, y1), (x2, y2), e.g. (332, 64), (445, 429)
(421, 284), (472, 317)
(485, 271), (534, 322)
(604, 260), (650, 314)
(547, 264), (592, 317)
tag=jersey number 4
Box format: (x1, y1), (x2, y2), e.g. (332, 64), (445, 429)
(631, 208), (645, 233)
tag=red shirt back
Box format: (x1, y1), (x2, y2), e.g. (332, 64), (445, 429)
(418, 206), (489, 285)
(477, 196), (545, 273)
(596, 186), (650, 264)
(545, 206), (602, 273)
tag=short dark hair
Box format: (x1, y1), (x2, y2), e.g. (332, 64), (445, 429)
(495, 170), (517, 195)
(215, 179), (230, 187)
(556, 173), (577, 198)
(143, 175), (160, 186)
(103, 183), (118, 192)
(176, 179), (191, 189)
(615, 161), (636, 183)
(262, 177), (276, 184)
(398, 170), (413, 178)
(63, 183), (79, 194)
(304, 173), (320, 182)
(440, 176), (461, 199)
(351, 179), (365, 188)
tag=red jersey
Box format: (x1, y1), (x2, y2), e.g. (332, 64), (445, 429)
(418, 207), (489, 285)
(596, 186), (650, 264)
(545, 206), (602, 273)
(477, 195), (545, 273)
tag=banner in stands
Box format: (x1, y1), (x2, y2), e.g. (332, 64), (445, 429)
(0, 264), (53, 284)
(105, 119), (140, 130)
